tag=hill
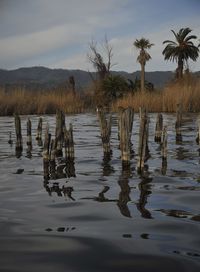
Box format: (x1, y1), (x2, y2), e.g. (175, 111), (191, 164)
(0, 66), (190, 91)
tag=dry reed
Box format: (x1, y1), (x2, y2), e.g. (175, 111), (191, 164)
(112, 76), (200, 113)
(0, 88), (86, 116)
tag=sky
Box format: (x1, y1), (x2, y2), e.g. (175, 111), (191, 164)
(0, 0), (200, 72)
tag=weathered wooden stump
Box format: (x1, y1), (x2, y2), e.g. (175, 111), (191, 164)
(161, 126), (167, 161)
(36, 117), (42, 140)
(175, 103), (182, 142)
(154, 113), (163, 142)
(14, 114), (23, 152)
(43, 124), (51, 181)
(137, 109), (149, 173)
(97, 107), (112, 155)
(26, 118), (32, 148)
(161, 125), (167, 174)
(55, 110), (65, 156)
(118, 108), (133, 167)
(49, 139), (57, 179)
(64, 123), (76, 178)
(196, 120), (200, 145)
(117, 107), (124, 141)
(8, 132), (13, 145)
(64, 123), (75, 160)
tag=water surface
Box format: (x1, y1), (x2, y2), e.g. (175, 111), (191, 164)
(0, 113), (200, 271)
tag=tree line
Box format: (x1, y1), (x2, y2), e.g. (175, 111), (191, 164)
(87, 27), (200, 106)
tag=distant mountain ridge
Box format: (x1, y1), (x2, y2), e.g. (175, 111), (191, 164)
(0, 66), (198, 91)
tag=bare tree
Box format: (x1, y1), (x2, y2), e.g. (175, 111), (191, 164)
(87, 36), (115, 80)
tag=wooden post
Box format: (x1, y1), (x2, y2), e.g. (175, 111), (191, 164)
(64, 124), (76, 178)
(137, 109), (148, 173)
(43, 124), (51, 181)
(117, 107), (124, 141)
(55, 110), (65, 156)
(36, 117), (42, 141)
(175, 103), (182, 142)
(26, 118), (32, 148)
(97, 107), (112, 155)
(161, 126), (167, 161)
(154, 113), (163, 142)
(196, 120), (200, 145)
(119, 108), (133, 167)
(14, 114), (23, 152)
(64, 123), (75, 160)
(8, 132), (13, 145)
(49, 139), (57, 179)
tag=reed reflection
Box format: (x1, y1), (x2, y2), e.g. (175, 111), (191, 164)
(137, 170), (153, 219)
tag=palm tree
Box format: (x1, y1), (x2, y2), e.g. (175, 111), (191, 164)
(162, 28), (199, 79)
(133, 38), (154, 92)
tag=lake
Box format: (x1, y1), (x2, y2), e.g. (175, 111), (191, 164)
(0, 112), (200, 272)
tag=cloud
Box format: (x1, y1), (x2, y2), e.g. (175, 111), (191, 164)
(53, 52), (89, 70)
(0, 22), (93, 66)
(0, 0), (200, 71)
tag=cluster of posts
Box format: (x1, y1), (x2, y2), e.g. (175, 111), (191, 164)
(13, 110), (76, 183)
(12, 104), (200, 182)
(97, 103), (199, 174)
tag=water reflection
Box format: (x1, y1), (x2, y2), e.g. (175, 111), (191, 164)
(44, 181), (75, 200)
(26, 146), (32, 159)
(95, 186), (112, 202)
(43, 159), (76, 182)
(15, 149), (22, 158)
(161, 160), (167, 175)
(37, 139), (43, 147)
(137, 171), (153, 219)
(102, 153), (115, 176)
(117, 167), (131, 218)
(175, 146), (189, 160)
(45, 226), (76, 232)
(157, 209), (196, 220)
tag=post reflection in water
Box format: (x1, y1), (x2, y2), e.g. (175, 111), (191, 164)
(102, 153), (115, 176)
(44, 181), (75, 200)
(117, 166), (131, 218)
(95, 186), (112, 202)
(161, 160), (167, 175)
(15, 149), (22, 159)
(43, 158), (76, 182)
(37, 139), (43, 147)
(137, 170), (153, 219)
(43, 155), (76, 198)
(26, 145), (32, 159)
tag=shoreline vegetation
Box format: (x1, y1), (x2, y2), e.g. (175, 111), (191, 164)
(0, 27), (199, 116)
(0, 74), (199, 116)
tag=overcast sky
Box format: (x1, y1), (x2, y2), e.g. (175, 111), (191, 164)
(0, 0), (200, 72)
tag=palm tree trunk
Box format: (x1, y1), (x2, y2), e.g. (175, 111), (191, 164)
(141, 63), (145, 92)
(177, 58), (183, 79)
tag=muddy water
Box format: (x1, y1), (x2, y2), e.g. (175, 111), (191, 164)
(0, 113), (200, 272)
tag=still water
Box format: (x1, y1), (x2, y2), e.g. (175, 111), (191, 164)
(0, 113), (200, 272)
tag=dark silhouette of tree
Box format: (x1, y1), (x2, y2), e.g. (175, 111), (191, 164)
(162, 27), (199, 79)
(69, 76), (75, 95)
(87, 37), (114, 80)
(133, 38), (154, 92)
(102, 74), (129, 102)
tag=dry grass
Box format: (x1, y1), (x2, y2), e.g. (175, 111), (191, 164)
(1, 75), (199, 115)
(0, 88), (86, 116)
(112, 76), (200, 112)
